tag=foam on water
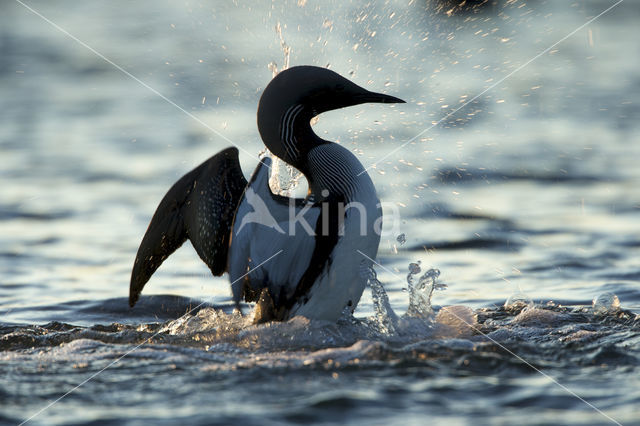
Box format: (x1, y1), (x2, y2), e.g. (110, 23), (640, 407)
(129, 261), (453, 350)
(130, 261), (494, 352)
(2, 282), (636, 372)
(5, 262), (634, 362)
(2, 273), (639, 425)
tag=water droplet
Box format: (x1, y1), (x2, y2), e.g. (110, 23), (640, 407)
(396, 233), (406, 245)
(408, 262), (421, 275)
(592, 292), (620, 315)
(504, 293), (533, 309)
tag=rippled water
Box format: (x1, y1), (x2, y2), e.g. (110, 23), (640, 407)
(2, 1), (640, 425)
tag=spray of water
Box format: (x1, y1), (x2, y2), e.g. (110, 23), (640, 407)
(592, 292), (621, 315)
(406, 263), (445, 319)
(266, 23), (305, 197)
(360, 261), (399, 335)
(360, 260), (447, 336)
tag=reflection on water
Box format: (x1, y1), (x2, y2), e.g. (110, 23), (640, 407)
(1, 0), (639, 424)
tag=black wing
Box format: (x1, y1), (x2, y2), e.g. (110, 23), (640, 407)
(129, 147), (247, 307)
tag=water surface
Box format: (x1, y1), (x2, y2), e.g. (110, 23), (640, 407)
(1, 1), (639, 425)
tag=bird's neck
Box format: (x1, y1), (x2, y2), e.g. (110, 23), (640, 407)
(284, 115), (326, 171)
(304, 143), (369, 203)
(287, 124), (327, 202)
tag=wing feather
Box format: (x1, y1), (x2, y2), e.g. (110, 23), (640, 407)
(129, 147), (247, 307)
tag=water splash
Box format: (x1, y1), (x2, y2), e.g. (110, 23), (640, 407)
(269, 22), (291, 75)
(265, 23), (304, 198)
(360, 261), (398, 335)
(592, 292), (621, 315)
(504, 292), (533, 310)
(434, 305), (477, 338)
(392, 233), (406, 254)
(161, 307), (248, 337)
(406, 263), (445, 319)
(360, 260), (448, 336)
(267, 22), (291, 77)
(268, 154), (303, 197)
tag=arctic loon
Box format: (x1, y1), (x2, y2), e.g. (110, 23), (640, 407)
(129, 65), (404, 323)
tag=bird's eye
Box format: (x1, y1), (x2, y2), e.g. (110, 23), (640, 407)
(335, 84), (345, 92)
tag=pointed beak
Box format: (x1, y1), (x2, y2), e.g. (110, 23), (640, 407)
(355, 91), (406, 104)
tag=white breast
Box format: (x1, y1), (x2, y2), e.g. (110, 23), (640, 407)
(228, 145), (382, 321)
(290, 144), (382, 320)
(228, 157), (319, 304)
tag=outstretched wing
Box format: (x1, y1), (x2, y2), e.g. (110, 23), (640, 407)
(129, 147), (247, 307)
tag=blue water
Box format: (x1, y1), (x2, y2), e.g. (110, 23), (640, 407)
(1, 0), (640, 425)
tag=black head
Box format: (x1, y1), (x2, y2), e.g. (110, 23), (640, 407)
(257, 66), (405, 168)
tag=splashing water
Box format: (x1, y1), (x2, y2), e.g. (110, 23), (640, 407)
(360, 260), (449, 337)
(406, 263), (445, 319)
(268, 154), (304, 197)
(396, 233), (406, 245)
(392, 233), (406, 254)
(141, 260), (448, 348)
(592, 292), (621, 315)
(161, 307), (248, 337)
(265, 22), (305, 197)
(504, 292), (534, 310)
(360, 261), (399, 335)
(267, 21), (291, 77)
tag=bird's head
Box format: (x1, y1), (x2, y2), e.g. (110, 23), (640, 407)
(257, 66), (405, 168)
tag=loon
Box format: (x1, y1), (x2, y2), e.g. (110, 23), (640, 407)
(129, 65), (404, 323)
